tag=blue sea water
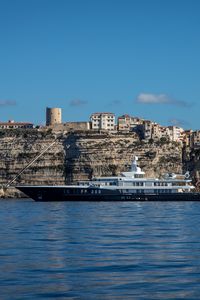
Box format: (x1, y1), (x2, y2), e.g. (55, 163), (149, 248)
(1, 200), (200, 300)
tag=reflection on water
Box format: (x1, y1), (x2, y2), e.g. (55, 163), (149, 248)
(1, 200), (200, 299)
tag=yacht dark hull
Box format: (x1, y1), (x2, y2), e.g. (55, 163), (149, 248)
(16, 185), (200, 202)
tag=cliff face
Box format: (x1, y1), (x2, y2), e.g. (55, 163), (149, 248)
(64, 132), (183, 182)
(0, 130), (65, 187)
(1, 129), (200, 197)
(182, 147), (200, 191)
(0, 130), (184, 193)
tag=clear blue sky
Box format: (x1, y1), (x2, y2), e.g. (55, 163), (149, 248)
(0, 0), (200, 128)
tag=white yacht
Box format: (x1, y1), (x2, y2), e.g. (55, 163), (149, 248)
(16, 156), (200, 201)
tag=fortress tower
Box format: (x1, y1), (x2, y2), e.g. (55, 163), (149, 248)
(46, 107), (62, 126)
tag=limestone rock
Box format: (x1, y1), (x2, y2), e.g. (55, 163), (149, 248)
(0, 129), (198, 197)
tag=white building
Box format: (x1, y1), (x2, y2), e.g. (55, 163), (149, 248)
(90, 112), (115, 130)
(168, 126), (184, 142)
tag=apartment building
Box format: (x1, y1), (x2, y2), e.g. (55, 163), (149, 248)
(117, 115), (143, 131)
(117, 114), (131, 131)
(182, 130), (193, 146)
(151, 123), (162, 140)
(168, 126), (184, 142)
(90, 113), (115, 130)
(191, 130), (200, 148)
(142, 120), (185, 143)
(142, 120), (154, 140)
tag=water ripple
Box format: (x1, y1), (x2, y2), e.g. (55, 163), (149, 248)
(1, 200), (200, 299)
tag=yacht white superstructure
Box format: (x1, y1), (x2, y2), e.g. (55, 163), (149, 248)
(79, 156), (194, 195)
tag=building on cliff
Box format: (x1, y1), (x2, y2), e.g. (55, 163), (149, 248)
(90, 112), (115, 131)
(142, 120), (154, 140)
(182, 130), (193, 146)
(191, 130), (200, 148)
(167, 126), (184, 142)
(142, 121), (184, 143)
(0, 120), (34, 129)
(46, 107), (62, 126)
(117, 115), (143, 132)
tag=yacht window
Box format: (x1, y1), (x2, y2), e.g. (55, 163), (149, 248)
(145, 189), (152, 194)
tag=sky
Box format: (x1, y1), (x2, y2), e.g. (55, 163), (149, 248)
(0, 0), (200, 129)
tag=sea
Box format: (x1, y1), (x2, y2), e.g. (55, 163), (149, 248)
(1, 199), (200, 300)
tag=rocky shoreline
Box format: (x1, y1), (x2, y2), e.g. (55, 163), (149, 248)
(0, 187), (27, 199)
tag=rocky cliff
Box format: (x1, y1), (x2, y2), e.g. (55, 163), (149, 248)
(183, 146), (200, 191)
(0, 129), (199, 197)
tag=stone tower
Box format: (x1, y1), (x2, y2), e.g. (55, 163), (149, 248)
(46, 107), (62, 126)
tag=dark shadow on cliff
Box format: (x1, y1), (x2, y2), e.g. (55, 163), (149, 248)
(62, 132), (93, 184)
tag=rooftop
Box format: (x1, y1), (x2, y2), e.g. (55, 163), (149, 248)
(0, 120), (33, 125)
(91, 112), (115, 115)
